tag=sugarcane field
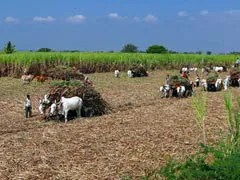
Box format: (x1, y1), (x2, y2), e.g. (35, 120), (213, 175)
(0, 60), (240, 179)
(2, 1), (240, 179)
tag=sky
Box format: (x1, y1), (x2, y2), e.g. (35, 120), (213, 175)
(0, 0), (240, 53)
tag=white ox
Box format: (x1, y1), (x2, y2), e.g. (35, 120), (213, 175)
(39, 94), (51, 115)
(114, 70), (120, 78)
(160, 85), (170, 98)
(176, 86), (186, 97)
(181, 67), (188, 73)
(49, 103), (61, 116)
(127, 70), (133, 78)
(213, 66), (223, 73)
(189, 67), (198, 73)
(50, 96), (83, 123)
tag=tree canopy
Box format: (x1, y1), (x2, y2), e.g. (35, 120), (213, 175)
(37, 48), (52, 52)
(146, 45), (168, 54)
(206, 51), (212, 55)
(4, 41), (16, 54)
(121, 44), (138, 53)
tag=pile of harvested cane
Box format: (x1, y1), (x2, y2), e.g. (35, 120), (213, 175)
(169, 75), (191, 88)
(206, 73), (218, 85)
(129, 65), (148, 77)
(47, 80), (109, 118)
(46, 66), (85, 81)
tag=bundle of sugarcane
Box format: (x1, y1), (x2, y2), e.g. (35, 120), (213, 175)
(230, 68), (240, 80)
(129, 65), (148, 77)
(48, 80), (109, 117)
(169, 75), (191, 88)
(207, 73), (218, 85)
(46, 66), (85, 81)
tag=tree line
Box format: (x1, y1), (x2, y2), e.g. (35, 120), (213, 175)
(2, 41), (240, 55)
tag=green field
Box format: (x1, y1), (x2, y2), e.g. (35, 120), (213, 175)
(0, 52), (237, 68)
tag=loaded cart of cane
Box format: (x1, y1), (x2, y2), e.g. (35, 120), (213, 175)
(129, 65), (148, 78)
(230, 68), (240, 87)
(168, 75), (193, 98)
(41, 80), (109, 121)
(206, 73), (222, 92)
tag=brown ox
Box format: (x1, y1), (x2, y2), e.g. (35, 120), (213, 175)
(35, 75), (46, 83)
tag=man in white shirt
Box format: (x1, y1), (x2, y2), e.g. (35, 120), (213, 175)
(24, 94), (32, 118)
(224, 76), (230, 91)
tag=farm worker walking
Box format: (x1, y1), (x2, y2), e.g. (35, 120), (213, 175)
(24, 94), (32, 118)
(165, 74), (170, 85)
(195, 75), (200, 87)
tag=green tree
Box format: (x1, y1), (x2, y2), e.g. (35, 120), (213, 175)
(121, 44), (138, 53)
(37, 48), (52, 52)
(206, 51), (212, 55)
(146, 45), (168, 54)
(4, 41), (16, 54)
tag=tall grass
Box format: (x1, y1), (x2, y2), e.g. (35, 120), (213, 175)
(0, 52), (238, 68)
(192, 92), (207, 144)
(223, 92), (240, 154)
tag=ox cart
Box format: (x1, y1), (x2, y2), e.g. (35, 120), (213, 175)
(42, 80), (109, 121)
(206, 73), (222, 91)
(46, 66), (86, 81)
(129, 65), (148, 77)
(230, 68), (240, 87)
(169, 75), (193, 98)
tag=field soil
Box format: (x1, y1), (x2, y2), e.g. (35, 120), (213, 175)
(0, 70), (238, 179)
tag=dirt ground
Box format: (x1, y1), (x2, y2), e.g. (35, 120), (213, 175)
(0, 70), (239, 180)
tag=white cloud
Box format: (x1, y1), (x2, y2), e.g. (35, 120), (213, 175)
(108, 13), (127, 20)
(225, 9), (240, 15)
(4, 16), (19, 23)
(67, 15), (86, 23)
(144, 14), (158, 23)
(109, 13), (120, 19)
(200, 10), (209, 16)
(224, 9), (240, 16)
(133, 17), (141, 22)
(178, 11), (188, 17)
(33, 16), (55, 22)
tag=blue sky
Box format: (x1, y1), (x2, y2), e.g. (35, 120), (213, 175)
(0, 0), (240, 53)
